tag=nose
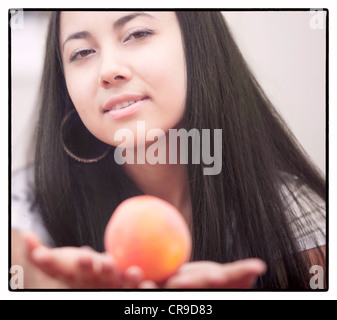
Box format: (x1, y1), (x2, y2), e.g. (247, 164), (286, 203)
(99, 53), (132, 89)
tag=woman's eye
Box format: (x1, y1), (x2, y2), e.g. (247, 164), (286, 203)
(70, 49), (95, 62)
(123, 29), (154, 43)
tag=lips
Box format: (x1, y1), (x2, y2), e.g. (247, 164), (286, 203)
(103, 94), (149, 113)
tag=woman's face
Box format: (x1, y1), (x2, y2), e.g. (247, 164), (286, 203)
(60, 11), (187, 147)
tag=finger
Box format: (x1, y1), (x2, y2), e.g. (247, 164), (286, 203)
(201, 259), (266, 289)
(217, 259), (267, 289)
(76, 248), (116, 288)
(164, 274), (197, 289)
(165, 259), (267, 289)
(76, 254), (96, 288)
(122, 266), (145, 289)
(138, 280), (159, 289)
(23, 232), (44, 255)
(30, 246), (62, 278)
(30, 245), (124, 289)
(164, 261), (219, 289)
(98, 255), (123, 289)
(31, 247), (83, 281)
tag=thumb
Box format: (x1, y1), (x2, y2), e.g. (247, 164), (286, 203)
(22, 231), (45, 255)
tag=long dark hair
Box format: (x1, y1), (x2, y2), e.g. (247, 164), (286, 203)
(35, 11), (326, 289)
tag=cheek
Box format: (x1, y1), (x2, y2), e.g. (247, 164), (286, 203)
(134, 43), (186, 135)
(135, 40), (187, 111)
(64, 69), (106, 139)
(65, 66), (97, 114)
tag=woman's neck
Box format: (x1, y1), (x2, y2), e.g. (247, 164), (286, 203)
(121, 133), (192, 228)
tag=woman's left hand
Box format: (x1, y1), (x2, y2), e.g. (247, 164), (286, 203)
(139, 259), (267, 289)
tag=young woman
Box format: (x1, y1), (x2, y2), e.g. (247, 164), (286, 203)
(11, 11), (326, 289)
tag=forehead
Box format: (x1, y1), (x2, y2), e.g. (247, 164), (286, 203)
(59, 11), (177, 37)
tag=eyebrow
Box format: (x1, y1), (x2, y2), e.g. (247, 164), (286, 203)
(62, 12), (155, 51)
(113, 12), (154, 30)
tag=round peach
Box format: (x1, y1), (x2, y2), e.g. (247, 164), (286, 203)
(104, 195), (192, 283)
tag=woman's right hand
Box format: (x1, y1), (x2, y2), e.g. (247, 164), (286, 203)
(23, 232), (146, 289)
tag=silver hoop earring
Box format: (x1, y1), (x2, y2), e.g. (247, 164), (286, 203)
(60, 109), (112, 163)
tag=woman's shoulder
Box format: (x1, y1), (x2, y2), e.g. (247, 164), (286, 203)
(12, 166), (35, 198)
(11, 166), (54, 247)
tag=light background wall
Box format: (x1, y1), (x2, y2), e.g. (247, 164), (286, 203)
(224, 10), (326, 176)
(11, 10), (326, 175)
(11, 11), (51, 173)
